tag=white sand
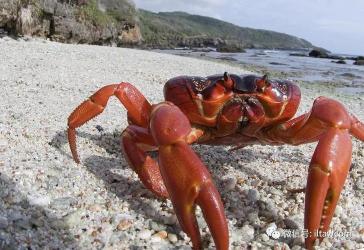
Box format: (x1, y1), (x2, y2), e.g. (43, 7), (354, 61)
(0, 37), (363, 249)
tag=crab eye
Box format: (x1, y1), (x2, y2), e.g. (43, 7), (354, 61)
(256, 75), (271, 92)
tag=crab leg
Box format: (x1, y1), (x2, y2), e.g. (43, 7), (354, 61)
(150, 103), (229, 250)
(67, 83), (169, 197)
(304, 128), (351, 247)
(263, 97), (361, 249)
(121, 125), (168, 198)
(68, 83), (151, 163)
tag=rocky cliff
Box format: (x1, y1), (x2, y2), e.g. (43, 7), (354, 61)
(0, 0), (142, 45)
(139, 10), (313, 50)
(0, 1), (315, 51)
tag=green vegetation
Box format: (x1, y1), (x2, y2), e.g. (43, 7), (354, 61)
(77, 0), (137, 27)
(78, 0), (115, 26)
(138, 10), (312, 49)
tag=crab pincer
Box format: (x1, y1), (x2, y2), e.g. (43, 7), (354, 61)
(149, 103), (229, 249)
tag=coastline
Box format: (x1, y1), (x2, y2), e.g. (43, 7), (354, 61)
(0, 37), (363, 249)
(151, 48), (364, 95)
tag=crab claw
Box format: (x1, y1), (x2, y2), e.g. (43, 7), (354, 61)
(304, 128), (352, 248)
(150, 103), (229, 250)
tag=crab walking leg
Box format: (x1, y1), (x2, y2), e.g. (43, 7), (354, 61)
(263, 97), (359, 249)
(121, 125), (168, 198)
(67, 83), (152, 163)
(304, 128), (352, 248)
(150, 103), (229, 250)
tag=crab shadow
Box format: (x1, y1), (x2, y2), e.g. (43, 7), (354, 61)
(50, 130), (184, 235)
(50, 129), (309, 184)
(50, 129), (309, 245)
(0, 175), (77, 249)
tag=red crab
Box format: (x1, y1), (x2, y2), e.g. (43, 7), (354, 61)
(67, 72), (364, 249)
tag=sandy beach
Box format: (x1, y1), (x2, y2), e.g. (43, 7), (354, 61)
(0, 37), (363, 249)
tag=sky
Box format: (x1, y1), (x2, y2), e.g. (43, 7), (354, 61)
(134, 0), (364, 55)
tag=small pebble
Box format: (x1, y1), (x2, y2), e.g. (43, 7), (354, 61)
(116, 219), (133, 231)
(91, 230), (98, 237)
(89, 204), (103, 212)
(241, 225), (255, 242)
(163, 214), (177, 225)
(321, 237), (332, 248)
(154, 230), (168, 239)
(237, 177), (245, 185)
(343, 241), (355, 249)
(0, 216), (9, 229)
(30, 216), (44, 228)
(335, 205), (343, 216)
(168, 233), (178, 243)
(63, 210), (83, 228)
(224, 176), (237, 192)
(150, 235), (162, 243)
(260, 200), (278, 219)
(284, 215), (302, 229)
(150, 221), (166, 231)
(292, 235), (304, 245)
(260, 233), (270, 242)
(247, 212), (259, 224)
(355, 176), (364, 190)
(139, 229), (152, 240)
(270, 188), (282, 196)
(95, 125), (104, 132)
(247, 189), (260, 202)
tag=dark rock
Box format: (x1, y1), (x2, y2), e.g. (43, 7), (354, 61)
(354, 60), (364, 66)
(289, 53), (307, 57)
(218, 56), (238, 61)
(269, 62), (287, 65)
(217, 43), (246, 53)
(95, 125), (104, 132)
(328, 55), (344, 60)
(309, 48), (347, 60)
(333, 59), (346, 64)
(309, 49), (329, 58)
(341, 73), (356, 78)
(354, 56), (364, 66)
(192, 47), (215, 52)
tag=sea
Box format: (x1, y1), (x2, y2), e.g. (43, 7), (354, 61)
(154, 49), (364, 95)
